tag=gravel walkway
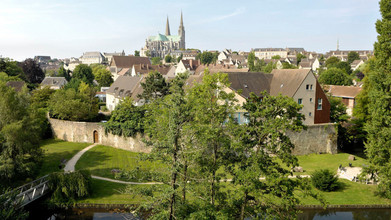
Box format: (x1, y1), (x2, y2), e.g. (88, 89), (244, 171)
(64, 143), (98, 172)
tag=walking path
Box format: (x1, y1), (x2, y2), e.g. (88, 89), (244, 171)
(64, 143), (98, 172)
(91, 175), (163, 185)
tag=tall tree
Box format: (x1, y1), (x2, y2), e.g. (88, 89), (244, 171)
(138, 71), (170, 102)
(19, 58), (45, 84)
(58, 66), (71, 81)
(134, 50), (140, 57)
(0, 58), (24, 79)
(325, 56), (340, 67)
(318, 67), (353, 86)
(72, 64), (94, 84)
(348, 51), (360, 64)
(363, 0), (391, 199)
(247, 51), (256, 71)
(165, 55), (173, 63)
(91, 64), (113, 87)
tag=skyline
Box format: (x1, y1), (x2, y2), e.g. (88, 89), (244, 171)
(0, 0), (381, 61)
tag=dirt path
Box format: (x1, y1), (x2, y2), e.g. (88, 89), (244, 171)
(64, 143), (98, 172)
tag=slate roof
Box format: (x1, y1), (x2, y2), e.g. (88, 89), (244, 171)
(110, 56), (151, 68)
(270, 69), (310, 97)
(106, 76), (142, 98)
(41, 77), (67, 87)
(324, 85), (362, 98)
(133, 64), (172, 75)
(81, 52), (104, 58)
(6, 81), (25, 92)
(227, 72), (273, 98)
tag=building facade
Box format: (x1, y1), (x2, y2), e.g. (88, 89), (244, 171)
(141, 13), (185, 58)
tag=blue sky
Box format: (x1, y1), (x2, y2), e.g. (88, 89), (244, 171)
(0, 0), (380, 61)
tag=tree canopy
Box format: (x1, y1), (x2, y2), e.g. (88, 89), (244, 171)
(91, 64), (113, 87)
(318, 67), (353, 86)
(72, 64), (94, 84)
(348, 51), (360, 64)
(137, 71), (170, 102)
(19, 58), (45, 84)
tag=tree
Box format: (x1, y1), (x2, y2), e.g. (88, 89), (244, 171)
(137, 71), (170, 102)
(0, 82), (45, 186)
(104, 98), (146, 137)
(318, 67), (353, 85)
(329, 96), (349, 123)
(296, 53), (307, 65)
(58, 66), (71, 81)
(165, 55), (173, 63)
(348, 51), (360, 64)
(48, 84), (98, 121)
(91, 65), (113, 87)
(0, 58), (24, 79)
(247, 51), (256, 71)
(282, 62), (297, 69)
(19, 58), (45, 84)
(328, 61), (352, 75)
(31, 86), (55, 110)
(199, 51), (214, 65)
(151, 57), (162, 65)
(225, 92), (319, 219)
(0, 190), (29, 219)
(177, 53), (183, 63)
(135, 50), (140, 57)
(72, 64), (94, 84)
(272, 55), (281, 59)
(362, 0), (391, 199)
(325, 56), (340, 67)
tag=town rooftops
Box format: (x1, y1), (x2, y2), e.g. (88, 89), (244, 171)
(253, 48), (285, 52)
(106, 75), (142, 98)
(40, 77), (67, 87)
(81, 52), (104, 58)
(270, 69), (310, 97)
(6, 81), (25, 92)
(194, 64), (249, 75)
(110, 56), (151, 68)
(324, 85), (362, 99)
(133, 64), (172, 75)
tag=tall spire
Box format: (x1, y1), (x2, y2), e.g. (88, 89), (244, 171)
(180, 11), (183, 27)
(165, 16), (171, 36)
(337, 39), (339, 51)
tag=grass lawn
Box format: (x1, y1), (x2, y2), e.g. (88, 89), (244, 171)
(76, 179), (142, 204)
(294, 153), (368, 175)
(37, 139), (91, 177)
(300, 179), (391, 205)
(75, 145), (166, 180)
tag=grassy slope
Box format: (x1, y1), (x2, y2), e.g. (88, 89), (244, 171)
(75, 145), (165, 180)
(38, 139), (91, 177)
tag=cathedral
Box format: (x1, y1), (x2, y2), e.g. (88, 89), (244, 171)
(141, 13), (185, 58)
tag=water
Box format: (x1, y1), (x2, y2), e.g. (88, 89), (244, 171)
(27, 206), (391, 219)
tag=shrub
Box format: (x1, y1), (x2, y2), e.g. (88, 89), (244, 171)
(311, 169), (339, 192)
(48, 170), (91, 205)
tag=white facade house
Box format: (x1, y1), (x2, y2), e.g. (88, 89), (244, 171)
(106, 76), (143, 111)
(80, 52), (105, 65)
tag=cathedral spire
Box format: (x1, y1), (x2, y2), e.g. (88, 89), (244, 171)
(180, 11), (183, 27)
(165, 16), (171, 36)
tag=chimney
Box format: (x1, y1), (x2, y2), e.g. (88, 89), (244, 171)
(189, 59), (193, 69)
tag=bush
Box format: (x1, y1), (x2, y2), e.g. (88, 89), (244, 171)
(311, 169), (339, 192)
(48, 170), (91, 205)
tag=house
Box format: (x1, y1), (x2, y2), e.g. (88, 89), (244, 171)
(80, 52), (105, 65)
(103, 51), (125, 64)
(95, 87), (110, 103)
(175, 59), (201, 75)
(225, 69), (330, 125)
(64, 61), (81, 72)
(34, 56), (51, 64)
(253, 48), (288, 59)
(350, 60), (365, 71)
(325, 50), (373, 62)
(109, 56), (151, 80)
(40, 77), (68, 90)
(170, 50), (199, 60)
(6, 81), (26, 92)
(105, 75), (144, 111)
(194, 64), (249, 75)
(324, 85), (362, 116)
(131, 64), (173, 76)
(299, 58), (320, 72)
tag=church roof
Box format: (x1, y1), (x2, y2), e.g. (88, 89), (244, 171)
(148, 33), (181, 42)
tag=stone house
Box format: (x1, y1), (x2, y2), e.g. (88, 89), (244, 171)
(350, 60), (365, 71)
(40, 77), (67, 90)
(225, 69), (330, 125)
(175, 59), (201, 75)
(80, 52), (105, 65)
(131, 64), (173, 77)
(109, 56), (151, 80)
(105, 75), (144, 111)
(324, 85), (362, 116)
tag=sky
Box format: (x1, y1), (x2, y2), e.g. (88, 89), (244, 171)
(0, 0), (381, 61)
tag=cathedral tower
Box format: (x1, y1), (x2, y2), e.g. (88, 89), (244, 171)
(166, 16), (171, 36)
(178, 12), (185, 49)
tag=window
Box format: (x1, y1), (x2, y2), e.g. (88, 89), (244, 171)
(309, 112), (312, 117)
(310, 98), (313, 102)
(310, 84), (313, 90)
(317, 98), (322, 110)
(306, 84), (313, 90)
(298, 98), (302, 104)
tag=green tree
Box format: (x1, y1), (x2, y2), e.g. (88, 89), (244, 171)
(72, 64), (94, 84)
(329, 96), (349, 123)
(91, 65), (113, 87)
(272, 55), (281, 59)
(362, 0), (391, 199)
(0, 82), (45, 186)
(137, 71), (170, 102)
(104, 98), (146, 137)
(325, 56), (340, 67)
(0, 190), (29, 219)
(58, 66), (71, 81)
(318, 67), (353, 85)
(247, 51), (256, 71)
(262, 61), (276, 73)
(0, 72), (21, 82)
(296, 53), (307, 65)
(225, 91), (317, 219)
(311, 169), (339, 192)
(199, 51), (214, 65)
(328, 61), (352, 75)
(177, 53), (183, 63)
(348, 51), (360, 64)
(282, 62), (297, 69)
(0, 58), (24, 79)
(165, 55), (173, 63)
(31, 86), (55, 110)
(135, 50), (140, 57)
(151, 57), (162, 65)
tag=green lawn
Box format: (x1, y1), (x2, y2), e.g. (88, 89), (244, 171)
(37, 139), (91, 177)
(295, 153), (368, 175)
(300, 179), (391, 205)
(75, 145), (166, 180)
(76, 179), (141, 204)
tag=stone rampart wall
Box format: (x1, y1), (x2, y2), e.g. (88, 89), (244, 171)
(288, 123), (337, 155)
(49, 118), (336, 155)
(48, 118), (150, 153)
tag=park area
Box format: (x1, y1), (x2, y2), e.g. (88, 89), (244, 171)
(38, 139), (391, 205)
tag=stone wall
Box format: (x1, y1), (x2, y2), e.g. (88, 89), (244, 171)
(49, 118), (336, 155)
(288, 123), (337, 155)
(48, 118), (150, 153)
